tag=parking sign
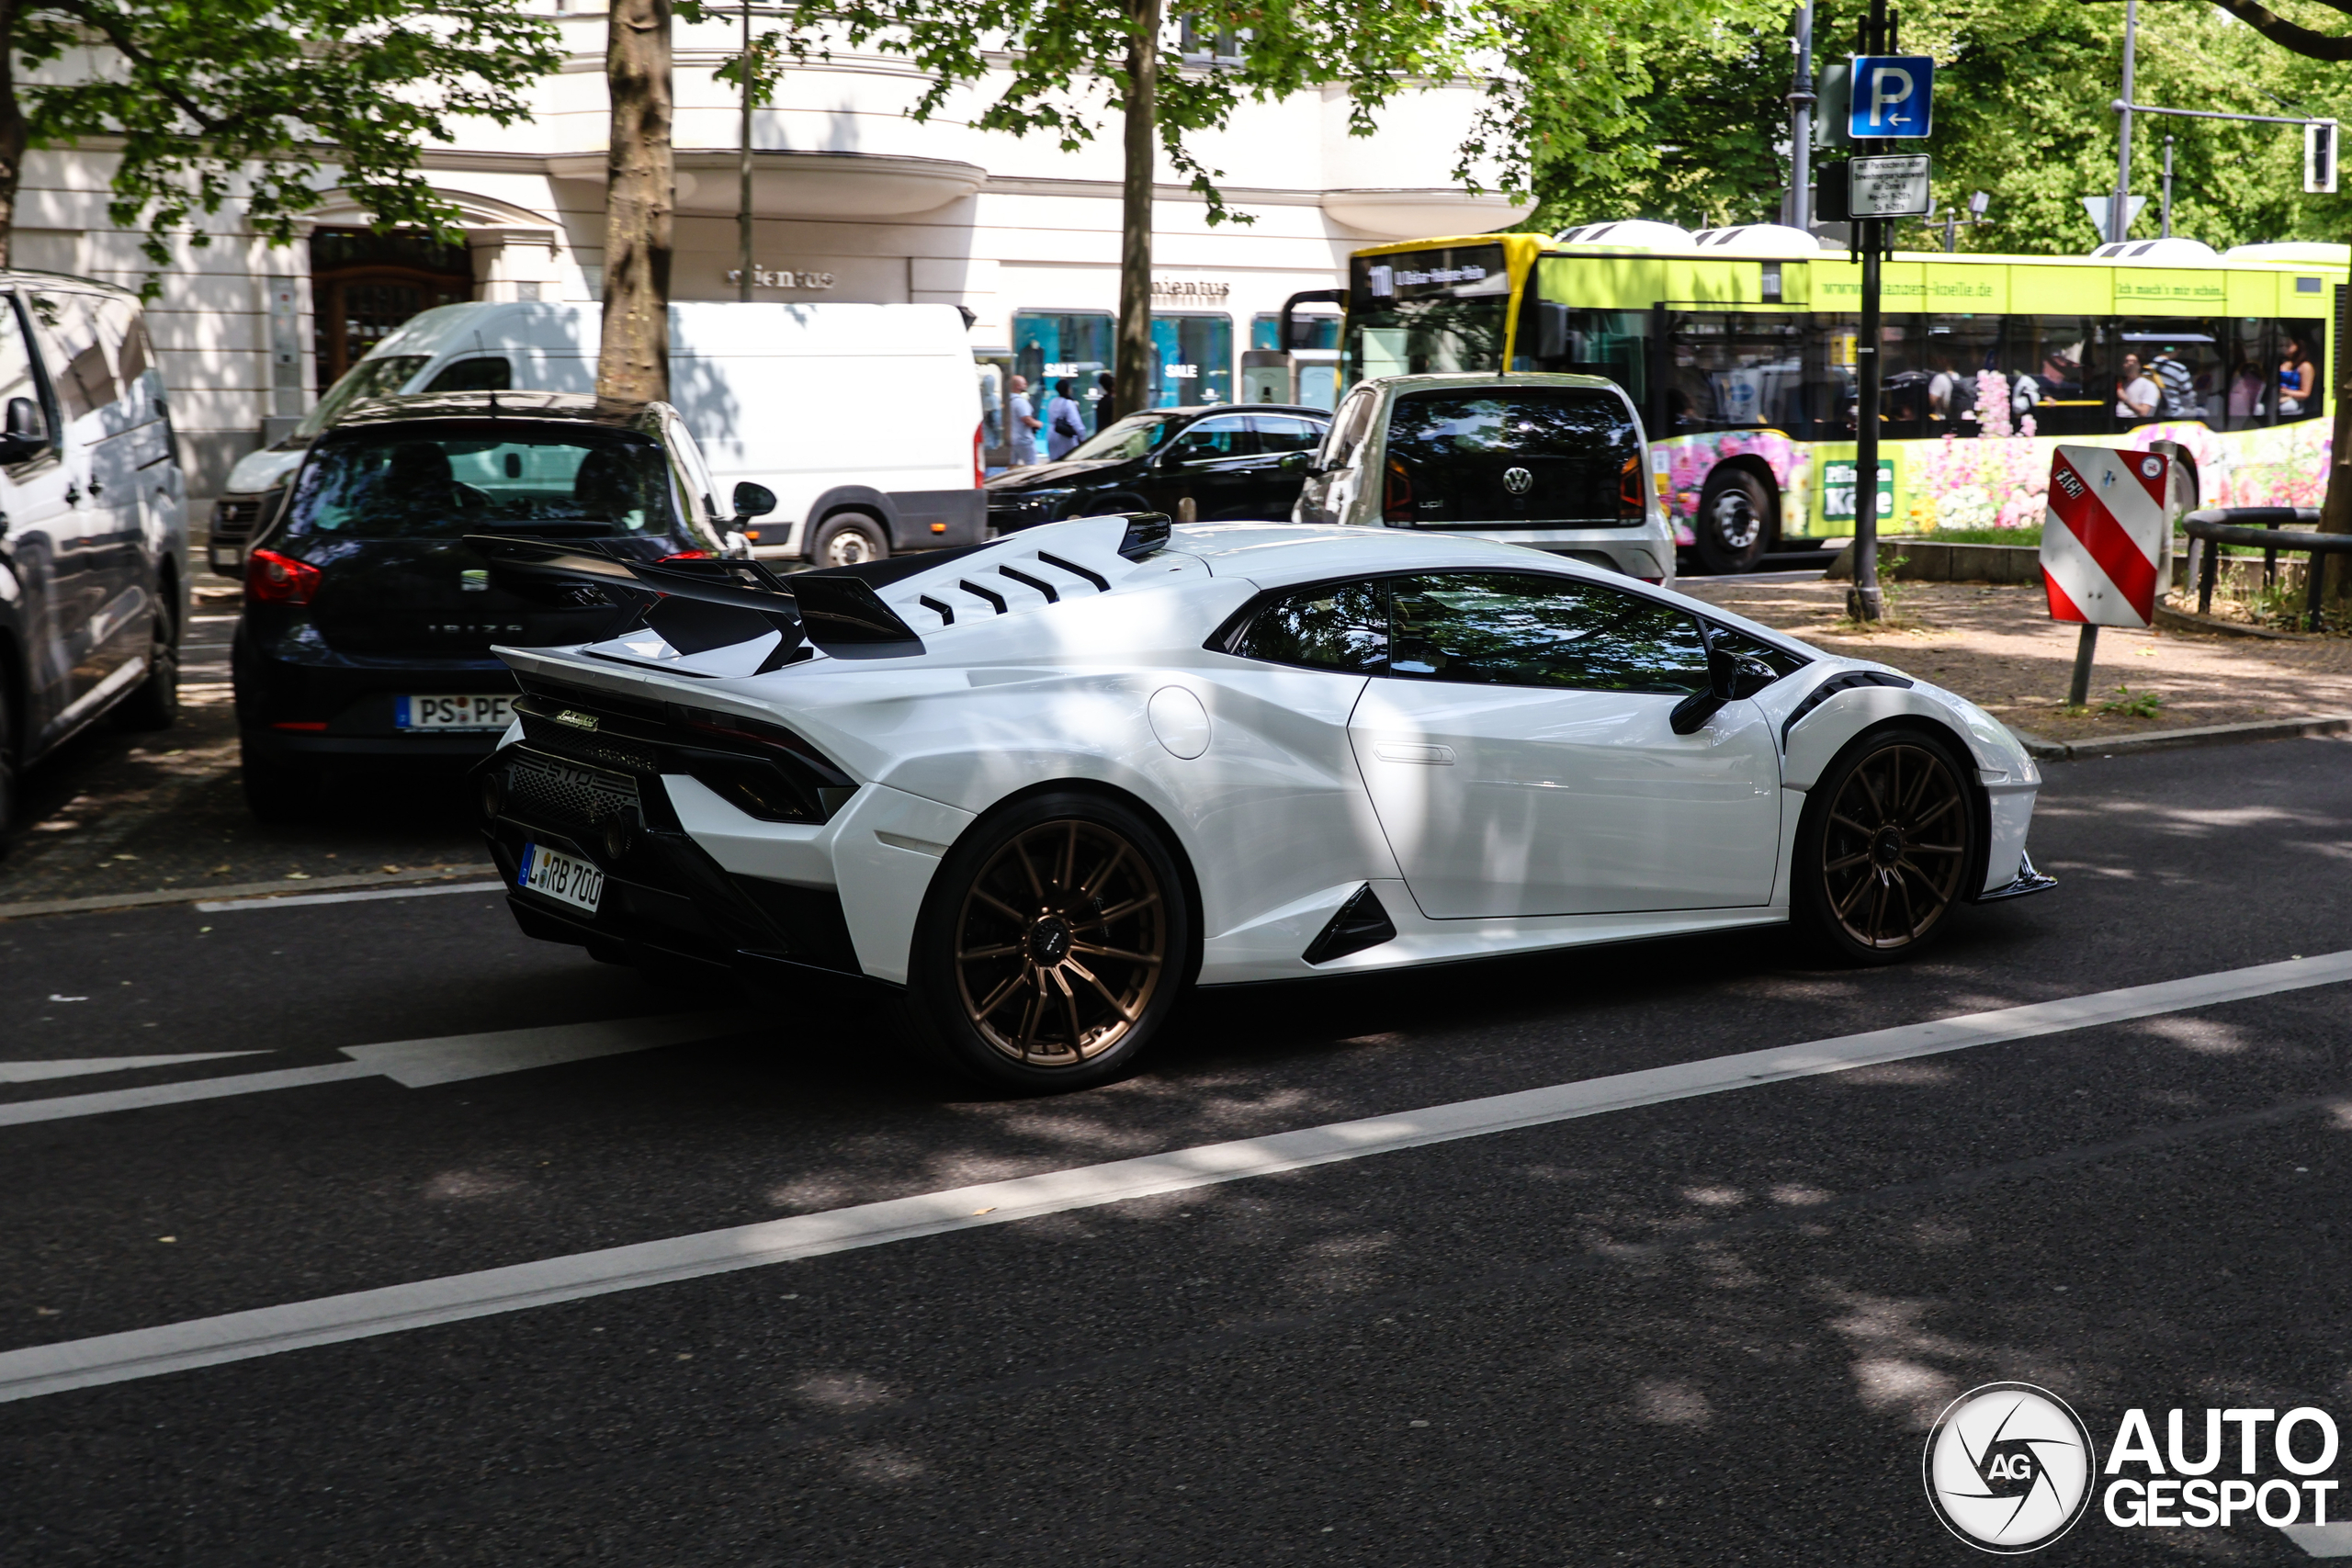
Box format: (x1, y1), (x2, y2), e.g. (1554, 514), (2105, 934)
(1849, 55), (1933, 139)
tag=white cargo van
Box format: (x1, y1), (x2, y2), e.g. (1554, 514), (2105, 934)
(209, 301), (982, 570)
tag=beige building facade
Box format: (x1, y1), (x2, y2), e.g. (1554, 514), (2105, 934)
(13, 10), (1527, 503)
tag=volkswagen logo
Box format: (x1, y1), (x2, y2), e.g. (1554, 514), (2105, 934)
(1502, 466), (1534, 495)
(1923, 1382), (2097, 1553)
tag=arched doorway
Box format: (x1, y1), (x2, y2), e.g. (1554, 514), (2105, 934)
(308, 227), (474, 393)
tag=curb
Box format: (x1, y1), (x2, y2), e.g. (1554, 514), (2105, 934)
(2153, 604), (2327, 642)
(0, 863), (499, 922)
(2010, 713), (2352, 761)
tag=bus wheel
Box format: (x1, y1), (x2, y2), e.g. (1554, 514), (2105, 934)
(1694, 469), (1773, 574)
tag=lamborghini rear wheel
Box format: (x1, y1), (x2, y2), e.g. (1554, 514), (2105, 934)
(900, 791), (1190, 1092)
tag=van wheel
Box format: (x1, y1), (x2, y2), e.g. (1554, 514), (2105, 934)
(1693, 469), (1773, 574)
(809, 512), (889, 567)
(896, 791), (1192, 1093)
(111, 599), (180, 731)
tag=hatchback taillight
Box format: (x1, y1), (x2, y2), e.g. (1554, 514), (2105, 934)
(1384, 457), (1413, 524)
(1621, 457), (1644, 520)
(246, 548), (321, 605)
(973, 421), (985, 488)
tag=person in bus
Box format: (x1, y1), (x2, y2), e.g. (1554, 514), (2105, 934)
(2150, 345), (2198, 417)
(2229, 355), (2267, 422)
(2280, 337), (2316, 416)
(2115, 354), (2160, 422)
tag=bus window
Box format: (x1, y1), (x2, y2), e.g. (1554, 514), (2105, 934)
(1343, 244), (1511, 382)
(2221, 320), (2272, 429)
(2271, 322), (2324, 423)
(2120, 321), (2220, 423)
(1917, 315), (2007, 437)
(1667, 312), (1807, 434)
(2005, 315), (2108, 437)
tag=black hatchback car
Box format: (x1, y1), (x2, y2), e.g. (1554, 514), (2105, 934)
(232, 391), (755, 818)
(985, 403), (1329, 533)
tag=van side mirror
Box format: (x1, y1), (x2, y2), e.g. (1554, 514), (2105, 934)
(0, 396), (44, 462)
(730, 480), (778, 520)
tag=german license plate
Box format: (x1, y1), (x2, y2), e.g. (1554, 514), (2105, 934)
(399, 694), (514, 730)
(517, 842), (603, 913)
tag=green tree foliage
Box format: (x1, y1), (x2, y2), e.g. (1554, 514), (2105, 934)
(1541, 0), (2352, 254)
(0, 0), (560, 277)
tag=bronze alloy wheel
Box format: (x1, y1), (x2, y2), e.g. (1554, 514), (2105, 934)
(953, 818), (1169, 1067)
(1817, 740), (1969, 951)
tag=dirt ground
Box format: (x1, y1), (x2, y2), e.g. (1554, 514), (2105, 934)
(1680, 575), (2352, 743)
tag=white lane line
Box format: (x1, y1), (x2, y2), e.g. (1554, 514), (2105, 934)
(2, 951), (2344, 1405)
(0, 1052), (266, 1085)
(0, 1013), (746, 1127)
(196, 882), (505, 912)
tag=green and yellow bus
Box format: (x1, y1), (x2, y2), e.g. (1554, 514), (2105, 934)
(1334, 224), (2340, 570)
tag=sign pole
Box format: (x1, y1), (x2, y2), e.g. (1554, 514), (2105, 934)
(1847, 0), (1890, 623)
(2066, 626), (2099, 707)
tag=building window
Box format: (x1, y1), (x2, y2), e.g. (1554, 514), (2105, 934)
(1012, 310), (1115, 443)
(1252, 313), (1340, 352)
(1177, 18), (1248, 65)
(1151, 313), (1232, 408)
(309, 227), (473, 395)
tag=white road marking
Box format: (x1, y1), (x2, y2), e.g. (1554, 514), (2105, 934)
(1, 952), (2344, 1404)
(0, 1052), (266, 1085)
(196, 881), (505, 912)
(0, 1013), (746, 1127)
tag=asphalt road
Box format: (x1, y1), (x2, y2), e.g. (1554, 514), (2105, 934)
(1, 736), (2348, 1564)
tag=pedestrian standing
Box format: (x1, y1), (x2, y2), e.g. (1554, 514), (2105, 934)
(1005, 375), (1041, 467)
(1046, 378), (1086, 460)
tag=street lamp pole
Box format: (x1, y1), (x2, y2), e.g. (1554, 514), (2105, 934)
(2113, 0), (2138, 243)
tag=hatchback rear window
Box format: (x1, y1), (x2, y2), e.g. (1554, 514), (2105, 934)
(1382, 389), (1641, 527)
(286, 425), (681, 539)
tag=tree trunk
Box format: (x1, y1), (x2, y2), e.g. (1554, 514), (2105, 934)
(598, 0), (673, 404)
(1111, 0), (1159, 428)
(0, 0), (24, 271)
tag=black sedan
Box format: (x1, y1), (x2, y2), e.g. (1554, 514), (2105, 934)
(231, 391), (759, 820)
(986, 404), (1329, 533)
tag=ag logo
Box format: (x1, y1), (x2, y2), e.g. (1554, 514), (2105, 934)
(1923, 1382), (2097, 1553)
(1502, 466), (1534, 495)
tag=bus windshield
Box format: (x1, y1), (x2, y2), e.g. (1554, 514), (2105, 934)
(1342, 243), (1512, 383)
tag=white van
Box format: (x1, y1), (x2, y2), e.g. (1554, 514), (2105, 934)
(209, 301), (982, 570)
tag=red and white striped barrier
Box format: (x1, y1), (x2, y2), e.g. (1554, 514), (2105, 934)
(2041, 445), (2171, 629)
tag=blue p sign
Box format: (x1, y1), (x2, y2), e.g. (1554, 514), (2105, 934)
(1850, 55), (1933, 139)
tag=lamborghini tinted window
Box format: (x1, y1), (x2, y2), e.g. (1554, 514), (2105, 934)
(1387, 572), (1708, 694)
(1229, 581), (1388, 672)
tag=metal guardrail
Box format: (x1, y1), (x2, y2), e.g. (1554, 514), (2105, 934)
(2184, 507), (2352, 631)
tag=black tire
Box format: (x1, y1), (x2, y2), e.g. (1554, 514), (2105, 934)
(1793, 727), (1979, 966)
(897, 790), (1193, 1093)
(1692, 468), (1774, 575)
(240, 746), (315, 823)
(110, 595), (180, 731)
(808, 511), (889, 568)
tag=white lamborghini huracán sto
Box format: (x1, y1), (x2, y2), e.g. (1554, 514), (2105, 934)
(473, 514), (2052, 1090)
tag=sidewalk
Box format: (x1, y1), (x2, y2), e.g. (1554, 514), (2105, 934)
(1679, 577), (2352, 744)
